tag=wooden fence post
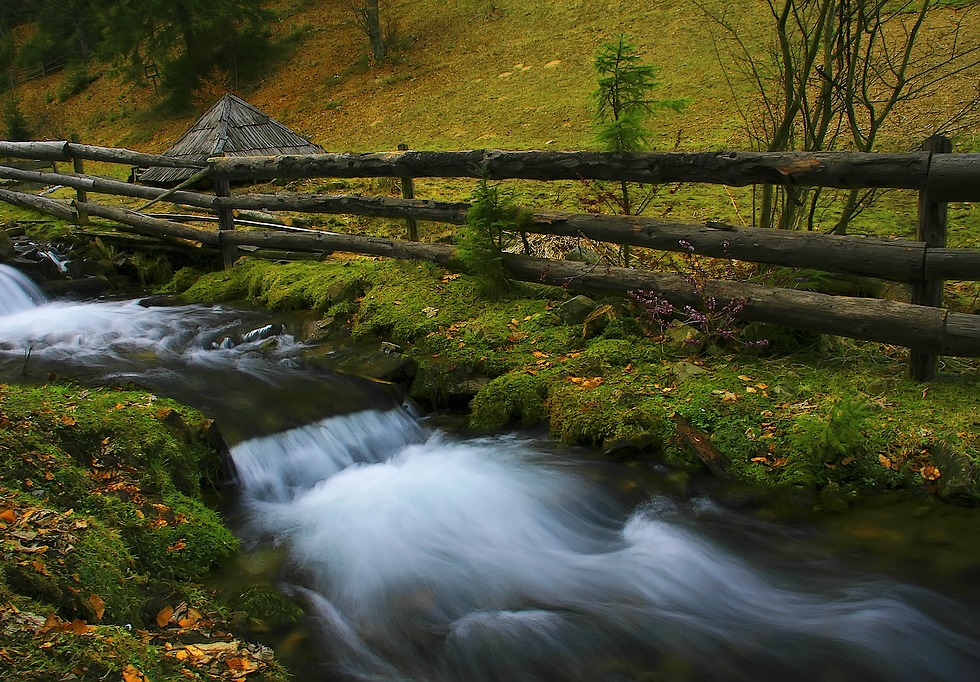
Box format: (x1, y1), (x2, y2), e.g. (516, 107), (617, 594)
(909, 134), (952, 382)
(69, 134), (88, 226)
(213, 177), (239, 268)
(397, 143), (419, 241)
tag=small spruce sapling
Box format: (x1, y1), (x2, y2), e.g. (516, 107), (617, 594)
(457, 177), (532, 297)
(592, 35), (688, 266)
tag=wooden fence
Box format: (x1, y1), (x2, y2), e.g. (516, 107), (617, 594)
(1, 54), (70, 94)
(1, 138), (979, 381)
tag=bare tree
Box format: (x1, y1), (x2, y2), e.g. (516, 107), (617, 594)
(700, 0), (980, 233)
(348, 0), (388, 63)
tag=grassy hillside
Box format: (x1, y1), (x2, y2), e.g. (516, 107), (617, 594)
(11, 0), (979, 155)
(8, 0), (978, 243)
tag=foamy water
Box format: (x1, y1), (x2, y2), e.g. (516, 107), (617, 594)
(232, 410), (980, 681)
(0, 263), (48, 315)
(0, 265), (389, 442)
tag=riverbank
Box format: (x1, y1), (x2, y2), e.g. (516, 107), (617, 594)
(0, 383), (292, 681)
(174, 255), (980, 507)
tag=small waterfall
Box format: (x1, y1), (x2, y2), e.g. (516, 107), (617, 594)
(231, 411), (980, 681)
(0, 264), (47, 316)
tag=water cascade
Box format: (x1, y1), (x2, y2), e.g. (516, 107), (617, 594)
(3, 264), (979, 681)
(231, 411), (980, 681)
(0, 263), (48, 315)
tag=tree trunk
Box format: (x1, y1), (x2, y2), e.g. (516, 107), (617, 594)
(365, 0), (386, 62)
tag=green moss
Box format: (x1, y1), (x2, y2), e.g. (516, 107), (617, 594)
(0, 382), (237, 621)
(470, 372), (550, 430)
(181, 258), (372, 313)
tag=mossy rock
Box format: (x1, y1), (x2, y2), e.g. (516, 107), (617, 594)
(470, 372), (549, 430)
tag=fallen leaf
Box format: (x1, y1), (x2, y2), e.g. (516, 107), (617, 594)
(879, 454), (894, 470)
(156, 605), (174, 628)
(737, 374), (753, 381)
(88, 594), (106, 620)
(177, 608), (202, 629)
(226, 656), (258, 674)
(122, 664), (148, 682)
(0, 509), (16, 523)
(920, 465), (941, 481)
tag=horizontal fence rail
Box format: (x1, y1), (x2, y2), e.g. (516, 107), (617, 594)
(1, 138), (978, 381)
(208, 149), (980, 201)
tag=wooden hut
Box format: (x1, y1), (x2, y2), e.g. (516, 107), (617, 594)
(137, 93), (324, 186)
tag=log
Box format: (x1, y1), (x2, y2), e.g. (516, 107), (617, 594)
(0, 140), (70, 161)
(0, 140), (205, 169)
(224, 193), (980, 284)
(928, 155), (980, 202)
(209, 149), (949, 192)
(213, 228), (979, 355)
(923, 248), (980, 281)
(0, 164), (215, 209)
(500, 255), (974, 355)
(220, 228), (457, 265)
(218, 193), (471, 223)
(672, 414), (731, 480)
(0, 187), (77, 221)
(526, 211), (927, 283)
(219, 193), (935, 283)
(75, 202), (219, 246)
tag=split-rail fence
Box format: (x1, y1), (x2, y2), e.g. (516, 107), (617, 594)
(1, 138), (979, 382)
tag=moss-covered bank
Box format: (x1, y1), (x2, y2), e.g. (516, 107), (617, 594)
(0, 383), (289, 682)
(171, 256), (980, 507)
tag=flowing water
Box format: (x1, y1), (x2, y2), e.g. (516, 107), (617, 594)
(2, 264), (979, 681)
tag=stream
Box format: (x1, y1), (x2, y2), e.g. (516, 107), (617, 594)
(2, 262), (980, 681)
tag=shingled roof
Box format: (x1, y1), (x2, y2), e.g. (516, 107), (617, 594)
(138, 93), (324, 185)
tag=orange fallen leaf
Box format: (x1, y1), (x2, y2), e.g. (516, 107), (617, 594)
(88, 594), (106, 620)
(226, 656), (258, 673)
(920, 465), (941, 481)
(879, 454), (894, 470)
(156, 605), (174, 628)
(66, 619), (93, 635)
(177, 608), (202, 629)
(0, 509), (16, 523)
(122, 664), (148, 682)
(167, 540), (187, 552)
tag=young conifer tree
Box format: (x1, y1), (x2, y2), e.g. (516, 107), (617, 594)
(593, 35), (687, 265)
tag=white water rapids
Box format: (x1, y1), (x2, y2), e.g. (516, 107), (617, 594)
(2, 264), (979, 680)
